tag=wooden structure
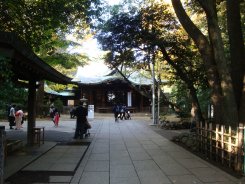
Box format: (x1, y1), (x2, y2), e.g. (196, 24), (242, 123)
(0, 32), (72, 145)
(74, 74), (152, 113)
(196, 121), (244, 173)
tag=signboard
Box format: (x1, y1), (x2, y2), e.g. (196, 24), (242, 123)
(88, 105), (94, 119)
(127, 91), (132, 107)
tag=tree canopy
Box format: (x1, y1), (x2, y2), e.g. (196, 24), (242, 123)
(97, 0), (244, 126)
(0, 0), (100, 49)
(97, 1), (209, 120)
(0, 0), (101, 114)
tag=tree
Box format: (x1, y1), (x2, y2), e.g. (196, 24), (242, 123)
(171, 0), (244, 126)
(97, 2), (208, 121)
(0, 56), (28, 116)
(0, 0), (100, 115)
(0, 0), (100, 50)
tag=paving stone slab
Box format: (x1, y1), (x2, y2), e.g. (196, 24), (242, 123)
(168, 174), (204, 184)
(79, 172), (109, 184)
(22, 145), (87, 172)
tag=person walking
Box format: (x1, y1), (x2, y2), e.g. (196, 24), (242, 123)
(15, 108), (24, 130)
(49, 105), (55, 122)
(53, 110), (60, 127)
(73, 100), (88, 139)
(51, 107), (60, 127)
(112, 104), (120, 122)
(8, 104), (16, 129)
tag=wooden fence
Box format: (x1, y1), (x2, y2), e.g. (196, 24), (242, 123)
(196, 122), (244, 173)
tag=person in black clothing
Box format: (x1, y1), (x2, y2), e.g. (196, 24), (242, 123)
(73, 101), (88, 139)
(112, 104), (120, 122)
(120, 104), (127, 120)
(70, 107), (76, 119)
(8, 104), (16, 129)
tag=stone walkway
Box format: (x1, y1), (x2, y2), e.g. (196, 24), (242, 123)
(1, 114), (245, 183)
(72, 117), (244, 184)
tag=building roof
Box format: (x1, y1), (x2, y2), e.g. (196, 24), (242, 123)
(0, 32), (72, 84)
(72, 66), (153, 86)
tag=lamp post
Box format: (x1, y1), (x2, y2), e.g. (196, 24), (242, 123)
(151, 60), (156, 125)
(157, 77), (161, 125)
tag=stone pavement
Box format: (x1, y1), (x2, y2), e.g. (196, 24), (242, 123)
(1, 113), (245, 183)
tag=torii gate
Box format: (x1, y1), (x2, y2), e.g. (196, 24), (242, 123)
(0, 32), (72, 145)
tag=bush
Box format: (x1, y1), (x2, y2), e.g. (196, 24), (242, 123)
(53, 98), (63, 113)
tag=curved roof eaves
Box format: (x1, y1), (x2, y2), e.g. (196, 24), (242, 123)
(0, 32), (72, 84)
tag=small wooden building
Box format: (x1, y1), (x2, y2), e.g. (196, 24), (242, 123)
(72, 68), (152, 113)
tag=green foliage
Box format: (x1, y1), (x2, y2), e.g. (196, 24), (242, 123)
(97, 1), (208, 117)
(41, 52), (89, 77)
(169, 79), (210, 119)
(0, 0), (98, 91)
(170, 81), (191, 118)
(53, 98), (63, 113)
(0, 0), (101, 50)
(0, 56), (28, 118)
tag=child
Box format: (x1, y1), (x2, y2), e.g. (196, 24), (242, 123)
(53, 111), (60, 127)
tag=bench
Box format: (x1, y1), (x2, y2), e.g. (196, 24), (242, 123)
(33, 126), (45, 146)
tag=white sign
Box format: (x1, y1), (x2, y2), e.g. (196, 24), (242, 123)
(88, 105), (94, 119)
(127, 92), (132, 107)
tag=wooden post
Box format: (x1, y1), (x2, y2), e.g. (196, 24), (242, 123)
(236, 124), (243, 172)
(209, 122), (212, 158)
(0, 126), (5, 184)
(205, 122), (208, 155)
(221, 125), (224, 164)
(216, 124), (219, 161)
(228, 126), (232, 167)
(27, 79), (37, 146)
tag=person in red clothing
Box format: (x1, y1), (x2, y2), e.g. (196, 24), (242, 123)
(53, 111), (60, 127)
(51, 106), (60, 127)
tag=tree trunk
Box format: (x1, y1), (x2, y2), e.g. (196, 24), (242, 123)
(171, 0), (239, 125)
(197, 0), (239, 125)
(239, 75), (245, 124)
(226, 0), (245, 111)
(158, 45), (204, 122)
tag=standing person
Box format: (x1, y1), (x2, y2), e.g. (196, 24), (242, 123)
(73, 100), (88, 139)
(53, 108), (60, 127)
(15, 108), (24, 130)
(70, 107), (76, 119)
(8, 104), (16, 129)
(49, 105), (55, 121)
(120, 104), (126, 120)
(112, 104), (120, 122)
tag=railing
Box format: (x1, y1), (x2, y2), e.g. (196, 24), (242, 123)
(196, 122), (243, 173)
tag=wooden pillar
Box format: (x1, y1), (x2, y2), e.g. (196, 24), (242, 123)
(27, 79), (36, 146)
(140, 93), (144, 112)
(88, 89), (93, 105)
(101, 89), (106, 107)
(36, 80), (44, 116)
